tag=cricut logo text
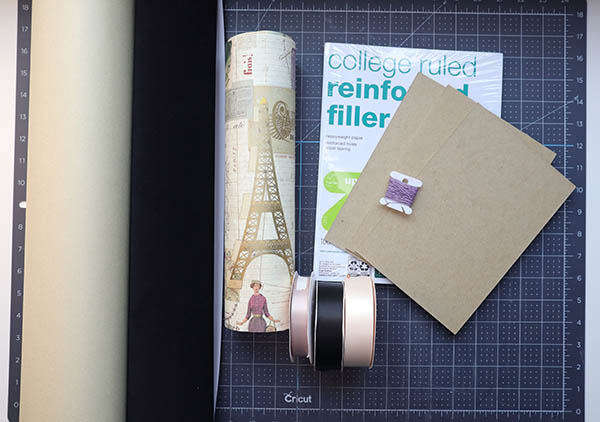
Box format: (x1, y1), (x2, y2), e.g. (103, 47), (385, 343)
(284, 391), (312, 404)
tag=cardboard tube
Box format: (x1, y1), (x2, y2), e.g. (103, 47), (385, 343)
(20, 1), (133, 421)
(223, 31), (296, 333)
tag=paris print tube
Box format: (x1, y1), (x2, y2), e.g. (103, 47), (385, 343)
(224, 31), (296, 332)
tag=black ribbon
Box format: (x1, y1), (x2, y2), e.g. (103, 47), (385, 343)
(313, 281), (344, 371)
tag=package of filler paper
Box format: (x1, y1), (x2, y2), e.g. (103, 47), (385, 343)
(313, 43), (503, 283)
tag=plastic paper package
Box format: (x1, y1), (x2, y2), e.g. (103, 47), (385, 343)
(313, 43), (503, 283)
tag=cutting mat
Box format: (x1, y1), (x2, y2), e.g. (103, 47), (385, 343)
(217, 0), (587, 420)
(1, 1), (31, 420)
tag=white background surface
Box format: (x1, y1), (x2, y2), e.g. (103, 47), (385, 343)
(0, 0), (17, 418)
(0, 0), (596, 418)
(214, 0), (225, 411)
(585, 0), (599, 419)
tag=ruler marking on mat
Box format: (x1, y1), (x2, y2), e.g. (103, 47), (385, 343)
(7, 1), (31, 421)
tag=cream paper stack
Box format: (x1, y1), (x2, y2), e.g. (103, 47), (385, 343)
(325, 73), (574, 334)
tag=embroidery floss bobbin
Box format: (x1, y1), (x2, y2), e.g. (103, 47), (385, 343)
(379, 171), (423, 215)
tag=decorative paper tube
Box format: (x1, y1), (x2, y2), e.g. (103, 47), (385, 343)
(223, 31), (296, 332)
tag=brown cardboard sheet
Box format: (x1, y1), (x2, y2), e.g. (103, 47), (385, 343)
(325, 74), (443, 256)
(326, 74), (555, 260)
(325, 74), (573, 334)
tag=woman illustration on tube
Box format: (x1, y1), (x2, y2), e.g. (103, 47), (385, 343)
(237, 280), (279, 332)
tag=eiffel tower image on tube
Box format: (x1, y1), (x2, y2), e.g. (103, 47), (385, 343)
(227, 97), (294, 292)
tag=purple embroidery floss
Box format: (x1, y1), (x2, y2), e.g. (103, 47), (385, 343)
(379, 171), (423, 215)
(385, 177), (419, 207)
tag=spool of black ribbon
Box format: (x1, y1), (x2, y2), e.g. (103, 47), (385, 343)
(313, 281), (344, 371)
